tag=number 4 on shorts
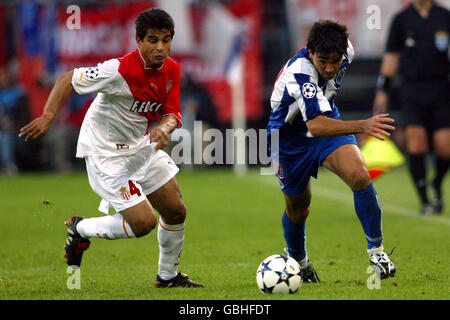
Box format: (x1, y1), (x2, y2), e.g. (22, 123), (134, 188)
(128, 180), (142, 197)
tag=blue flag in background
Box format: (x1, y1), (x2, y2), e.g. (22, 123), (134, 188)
(18, 1), (41, 56)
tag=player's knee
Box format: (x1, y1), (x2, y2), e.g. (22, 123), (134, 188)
(407, 144), (428, 154)
(287, 206), (310, 224)
(161, 201), (187, 225)
(434, 143), (450, 159)
(433, 130), (450, 158)
(349, 167), (371, 191)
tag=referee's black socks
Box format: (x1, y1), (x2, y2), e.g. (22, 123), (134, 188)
(432, 156), (449, 200)
(408, 154), (429, 205)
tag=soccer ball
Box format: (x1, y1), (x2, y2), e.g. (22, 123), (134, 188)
(256, 254), (302, 294)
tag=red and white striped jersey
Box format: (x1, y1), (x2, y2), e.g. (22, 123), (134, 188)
(71, 49), (182, 158)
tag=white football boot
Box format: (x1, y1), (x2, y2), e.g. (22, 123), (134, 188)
(368, 245), (396, 279)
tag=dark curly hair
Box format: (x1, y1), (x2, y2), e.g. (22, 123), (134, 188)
(307, 20), (348, 55)
(135, 8), (175, 40)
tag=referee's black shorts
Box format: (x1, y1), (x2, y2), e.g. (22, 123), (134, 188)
(400, 79), (449, 131)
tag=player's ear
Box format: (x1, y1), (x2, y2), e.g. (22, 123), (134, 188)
(136, 36), (142, 46)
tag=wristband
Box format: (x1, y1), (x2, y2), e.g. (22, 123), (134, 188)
(376, 75), (392, 92)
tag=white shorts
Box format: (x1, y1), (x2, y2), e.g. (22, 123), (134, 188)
(85, 145), (179, 214)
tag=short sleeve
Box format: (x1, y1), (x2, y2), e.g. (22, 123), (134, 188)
(71, 59), (122, 95)
(159, 64), (182, 128)
(285, 72), (332, 122)
(386, 14), (403, 53)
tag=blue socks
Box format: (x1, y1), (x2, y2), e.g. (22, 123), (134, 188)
(282, 211), (307, 261)
(282, 182), (382, 257)
(353, 182), (383, 249)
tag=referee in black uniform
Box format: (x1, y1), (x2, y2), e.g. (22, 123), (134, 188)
(373, 0), (449, 215)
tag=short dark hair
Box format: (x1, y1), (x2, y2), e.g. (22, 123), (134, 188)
(307, 20), (348, 55)
(135, 8), (175, 40)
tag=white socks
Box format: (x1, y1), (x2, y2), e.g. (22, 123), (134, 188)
(157, 219), (185, 280)
(76, 213), (136, 239)
(75, 214), (185, 281)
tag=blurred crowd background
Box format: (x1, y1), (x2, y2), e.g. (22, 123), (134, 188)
(0, 0), (448, 174)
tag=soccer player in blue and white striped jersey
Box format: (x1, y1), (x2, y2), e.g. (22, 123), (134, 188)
(267, 20), (396, 281)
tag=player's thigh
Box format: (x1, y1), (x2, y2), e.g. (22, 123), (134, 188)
(405, 125), (429, 154)
(146, 177), (186, 225)
(283, 182), (311, 224)
(133, 150), (183, 224)
(85, 155), (157, 235)
(321, 144), (370, 191)
(433, 128), (450, 159)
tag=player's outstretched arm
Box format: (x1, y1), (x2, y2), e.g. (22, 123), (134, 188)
(19, 70), (74, 142)
(306, 113), (395, 141)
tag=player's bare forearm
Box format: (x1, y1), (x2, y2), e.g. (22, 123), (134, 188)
(307, 116), (362, 137)
(151, 114), (179, 150)
(19, 70), (74, 141)
(306, 114), (395, 140)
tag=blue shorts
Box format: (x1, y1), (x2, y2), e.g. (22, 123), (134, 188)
(274, 135), (357, 196)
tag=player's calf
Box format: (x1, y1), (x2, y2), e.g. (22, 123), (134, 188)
(127, 216), (157, 238)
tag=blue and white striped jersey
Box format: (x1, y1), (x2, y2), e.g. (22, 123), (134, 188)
(267, 41), (354, 156)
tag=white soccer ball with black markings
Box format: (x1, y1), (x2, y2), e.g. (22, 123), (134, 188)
(256, 254), (302, 294)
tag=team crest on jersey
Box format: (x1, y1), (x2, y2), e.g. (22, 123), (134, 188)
(85, 67), (99, 80)
(302, 83), (316, 99)
(166, 80), (173, 93)
(334, 66), (347, 86)
(434, 31), (449, 52)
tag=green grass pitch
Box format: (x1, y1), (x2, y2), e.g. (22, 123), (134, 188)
(0, 166), (448, 300)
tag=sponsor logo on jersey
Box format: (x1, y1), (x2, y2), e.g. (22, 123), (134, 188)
(129, 99), (162, 113)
